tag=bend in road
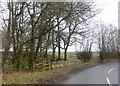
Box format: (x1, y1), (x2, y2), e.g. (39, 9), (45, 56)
(62, 62), (119, 84)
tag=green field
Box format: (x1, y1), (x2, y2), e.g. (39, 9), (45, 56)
(48, 51), (76, 59)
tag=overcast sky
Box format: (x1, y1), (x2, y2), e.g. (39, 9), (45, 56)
(0, 0), (119, 52)
(93, 0), (119, 27)
(69, 0), (119, 51)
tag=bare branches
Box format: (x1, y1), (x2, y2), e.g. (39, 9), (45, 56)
(1, 1), (99, 71)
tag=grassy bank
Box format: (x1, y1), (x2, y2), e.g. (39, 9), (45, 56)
(2, 52), (99, 84)
(3, 52), (117, 84)
(2, 60), (98, 84)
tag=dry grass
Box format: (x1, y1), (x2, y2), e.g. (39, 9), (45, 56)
(2, 61), (96, 84)
(2, 52), (99, 84)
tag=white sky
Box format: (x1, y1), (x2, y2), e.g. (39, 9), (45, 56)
(93, 0), (119, 27)
(0, 0), (119, 52)
(69, 0), (119, 51)
(0, 0), (119, 26)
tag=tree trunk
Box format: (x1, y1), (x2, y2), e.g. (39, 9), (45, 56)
(57, 18), (61, 60)
(64, 48), (67, 61)
(52, 47), (56, 60)
(52, 30), (56, 60)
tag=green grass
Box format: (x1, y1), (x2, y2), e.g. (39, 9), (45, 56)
(92, 52), (99, 58)
(3, 61), (97, 84)
(48, 51), (75, 59)
(3, 71), (52, 84)
(2, 52), (99, 84)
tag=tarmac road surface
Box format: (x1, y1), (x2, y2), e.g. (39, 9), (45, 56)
(62, 62), (119, 85)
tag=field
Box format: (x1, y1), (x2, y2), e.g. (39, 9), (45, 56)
(48, 51), (76, 59)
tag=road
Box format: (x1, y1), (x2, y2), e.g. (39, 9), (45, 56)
(62, 62), (119, 85)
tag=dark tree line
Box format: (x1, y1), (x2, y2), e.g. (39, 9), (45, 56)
(96, 22), (119, 60)
(1, 1), (99, 71)
(75, 21), (119, 62)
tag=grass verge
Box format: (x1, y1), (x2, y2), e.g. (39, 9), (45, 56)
(2, 61), (98, 84)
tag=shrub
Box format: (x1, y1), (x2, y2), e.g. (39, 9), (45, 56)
(75, 51), (92, 62)
(99, 51), (118, 59)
